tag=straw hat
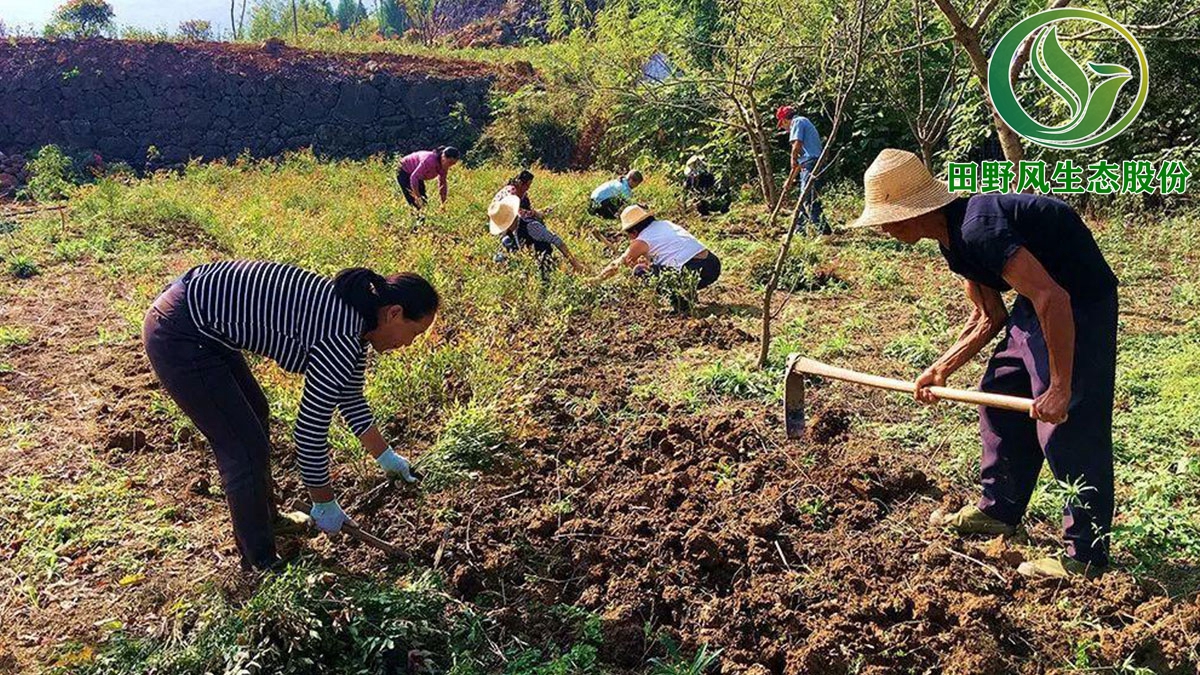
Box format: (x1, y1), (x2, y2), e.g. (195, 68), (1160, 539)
(619, 204), (654, 232)
(488, 194), (521, 235)
(850, 149), (957, 229)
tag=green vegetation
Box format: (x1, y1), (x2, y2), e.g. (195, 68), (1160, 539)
(417, 403), (514, 490)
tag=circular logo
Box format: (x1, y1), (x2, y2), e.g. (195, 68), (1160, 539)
(988, 8), (1148, 150)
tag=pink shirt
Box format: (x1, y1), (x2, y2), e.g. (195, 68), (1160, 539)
(399, 150), (448, 202)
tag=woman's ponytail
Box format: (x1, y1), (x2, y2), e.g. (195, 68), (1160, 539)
(333, 267), (440, 331)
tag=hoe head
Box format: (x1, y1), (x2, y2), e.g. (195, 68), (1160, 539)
(783, 353), (806, 440)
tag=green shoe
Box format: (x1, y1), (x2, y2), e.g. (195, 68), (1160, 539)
(931, 505), (1016, 536)
(1018, 556), (1106, 580)
(272, 510), (313, 536)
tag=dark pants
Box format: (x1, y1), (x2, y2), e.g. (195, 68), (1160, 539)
(977, 292), (1117, 566)
(396, 169), (426, 209)
(588, 197), (623, 220)
(794, 162), (827, 234)
(639, 252), (722, 290)
(142, 280), (279, 570)
(683, 252), (722, 290)
(500, 219), (555, 257)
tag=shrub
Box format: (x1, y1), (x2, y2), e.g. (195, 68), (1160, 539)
(747, 240), (845, 293)
(473, 87), (580, 170)
(651, 266), (701, 315)
(22, 145), (77, 202)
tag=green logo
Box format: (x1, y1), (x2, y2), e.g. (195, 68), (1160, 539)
(988, 8), (1148, 150)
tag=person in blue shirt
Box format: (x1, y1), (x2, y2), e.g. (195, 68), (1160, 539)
(776, 105), (827, 233)
(852, 149), (1119, 580)
(588, 170), (643, 219)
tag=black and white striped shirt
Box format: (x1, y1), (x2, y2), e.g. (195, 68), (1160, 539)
(184, 260), (374, 488)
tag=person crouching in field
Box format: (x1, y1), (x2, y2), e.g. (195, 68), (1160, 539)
(143, 261), (438, 571)
(588, 170), (643, 219)
(396, 146), (460, 211)
(595, 204), (721, 294)
(853, 149), (1118, 580)
(489, 171), (586, 274)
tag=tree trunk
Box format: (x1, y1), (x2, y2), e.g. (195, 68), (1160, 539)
(929, 0), (1025, 164)
(231, 0), (236, 39)
(292, 0), (299, 37)
(920, 139), (934, 169)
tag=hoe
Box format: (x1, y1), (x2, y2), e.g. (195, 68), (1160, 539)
(783, 354), (1034, 440)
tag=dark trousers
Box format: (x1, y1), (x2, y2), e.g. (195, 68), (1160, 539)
(588, 197), (623, 220)
(396, 169), (426, 209)
(683, 252), (722, 289)
(794, 162), (827, 234)
(500, 219), (555, 257)
(640, 252), (722, 290)
(500, 219), (557, 279)
(977, 292), (1117, 566)
(142, 281), (279, 570)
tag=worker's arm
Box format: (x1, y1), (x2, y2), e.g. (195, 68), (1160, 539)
(557, 242), (588, 274)
(790, 140), (801, 170)
(1002, 247), (1075, 424)
(915, 279), (1007, 403)
(596, 239), (649, 280)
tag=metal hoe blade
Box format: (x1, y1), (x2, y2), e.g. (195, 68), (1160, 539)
(783, 353), (806, 440)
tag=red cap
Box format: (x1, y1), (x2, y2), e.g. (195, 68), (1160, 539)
(775, 105), (794, 125)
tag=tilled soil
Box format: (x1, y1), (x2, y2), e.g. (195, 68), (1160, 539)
(342, 307), (1200, 674)
(3, 253), (1198, 672)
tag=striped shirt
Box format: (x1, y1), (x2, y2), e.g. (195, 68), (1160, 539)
(183, 261), (374, 488)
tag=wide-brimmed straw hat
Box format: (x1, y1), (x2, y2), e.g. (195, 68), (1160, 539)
(619, 204), (654, 232)
(850, 149), (957, 229)
(488, 194), (521, 235)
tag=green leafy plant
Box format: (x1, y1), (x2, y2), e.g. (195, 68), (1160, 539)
(22, 145), (77, 202)
(416, 403), (513, 490)
(7, 255), (40, 279)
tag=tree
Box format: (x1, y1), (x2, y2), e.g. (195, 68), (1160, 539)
(925, 0), (1052, 164)
(231, 0), (249, 40)
(336, 0), (368, 30)
(178, 19), (214, 41)
(881, 0), (968, 169)
(758, 0), (880, 367)
(46, 0), (115, 38)
(377, 0), (409, 37)
(400, 0), (448, 45)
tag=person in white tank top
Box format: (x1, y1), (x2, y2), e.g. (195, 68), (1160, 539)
(595, 204), (722, 291)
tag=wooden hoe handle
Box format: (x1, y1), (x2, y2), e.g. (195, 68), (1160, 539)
(791, 357), (1033, 413)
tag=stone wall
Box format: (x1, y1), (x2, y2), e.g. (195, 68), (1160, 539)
(0, 39), (514, 169)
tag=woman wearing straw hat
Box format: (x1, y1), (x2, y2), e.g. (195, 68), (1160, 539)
(595, 204), (721, 290)
(852, 148), (1118, 580)
(488, 179), (586, 275)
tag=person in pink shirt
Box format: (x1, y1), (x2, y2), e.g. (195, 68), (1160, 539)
(395, 146), (461, 210)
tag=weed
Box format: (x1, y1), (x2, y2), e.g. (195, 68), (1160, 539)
(22, 144), (77, 202)
(8, 254), (40, 278)
(691, 360), (776, 401)
(0, 325), (32, 347)
(649, 638), (721, 675)
(417, 403), (513, 491)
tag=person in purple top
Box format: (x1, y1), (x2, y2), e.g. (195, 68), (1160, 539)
(853, 149), (1119, 580)
(396, 146), (460, 210)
